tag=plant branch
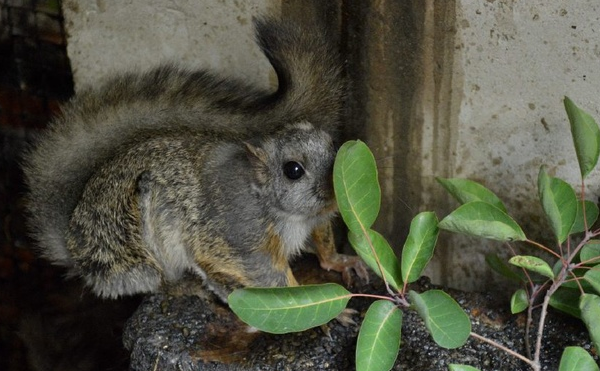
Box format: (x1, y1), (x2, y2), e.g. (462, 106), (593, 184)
(469, 332), (536, 368)
(525, 295), (534, 359)
(532, 282), (560, 370)
(569, 230), (597, 262)
(571, 274), (585, 294)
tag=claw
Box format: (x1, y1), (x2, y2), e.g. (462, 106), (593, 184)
(312, 222), (370, 287)
(336, 308), (358, 327)
(320, 308), (357, 338)
(320, 253), (369, 287)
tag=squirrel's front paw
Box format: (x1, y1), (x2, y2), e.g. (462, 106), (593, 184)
(320, 308), (358, 338)
(319, 253), (369, 287)
(336, 307), (358, 327)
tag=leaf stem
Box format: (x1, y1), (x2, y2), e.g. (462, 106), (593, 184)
(360, 224), (396, 297)
(581, 181), (589, 232)
(504, 242), (536, 286)
(525, 239), (561, 260)
(577, 256), (600, 266)
(351, 293), (398, 303)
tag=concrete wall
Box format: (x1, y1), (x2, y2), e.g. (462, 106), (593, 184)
(61, 0), (600, 292)
(61, 0), (278, 90)
(343, 0), (600, 292)
(424, 0), (600, 291)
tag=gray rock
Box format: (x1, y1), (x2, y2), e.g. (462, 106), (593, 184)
(123, 259), (597, 370)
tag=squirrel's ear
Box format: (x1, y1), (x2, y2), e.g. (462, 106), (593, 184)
(244, 142), (269, 184)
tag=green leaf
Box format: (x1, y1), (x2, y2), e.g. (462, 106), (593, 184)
(510, 289), (529, 314)
(550, 287), (582, 318)
(401, 212), (439, 284)
(438, 201), (526, 241)
(436, 178), (507, 213)
(508, 255), (554, 280)
(538, 167), (578, 244)
(228, 284), (350, 334)
(349, 229), (403, 291)
(584, 267), (600, 295)
(579, 293), (600, 351)
(409, 290), (471, 349)
(581, 240), (600, 264)
(565, 96), (600, 179)
(559, 346), (600, 371)
(570, 201), (600, 235)
(334, 140), (381, 234)
(448, 365), (482, 371)
(356, 300), (402, 371)
(485, 254), (527, 283)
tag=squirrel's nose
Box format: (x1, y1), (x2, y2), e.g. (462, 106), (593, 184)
(316, 173), (335, 202)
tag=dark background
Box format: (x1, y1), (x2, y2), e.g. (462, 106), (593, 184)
(0, 1), (139, 370)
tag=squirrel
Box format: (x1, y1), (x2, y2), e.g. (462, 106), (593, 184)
(23, 17), (368, 302)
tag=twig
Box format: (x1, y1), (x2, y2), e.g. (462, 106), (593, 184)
(470, 332), (537, 369)
(525, 298), (534, 359)
(525, 239), (561, 260)
(531, 261), (567, 368)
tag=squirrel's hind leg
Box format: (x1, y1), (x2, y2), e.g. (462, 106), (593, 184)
(67, 171), (166, 299)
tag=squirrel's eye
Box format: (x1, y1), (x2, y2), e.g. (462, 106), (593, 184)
(283, 161), (305, 180)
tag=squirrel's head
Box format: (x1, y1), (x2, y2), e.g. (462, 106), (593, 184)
(245, 122), (337, 220)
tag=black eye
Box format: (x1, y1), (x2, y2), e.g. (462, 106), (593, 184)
(283, 161), (305, 180)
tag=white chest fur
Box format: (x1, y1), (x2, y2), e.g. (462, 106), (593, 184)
(274, 213), (321, 259)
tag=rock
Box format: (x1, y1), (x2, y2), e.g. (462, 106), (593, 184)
(123, 257), (597, 370)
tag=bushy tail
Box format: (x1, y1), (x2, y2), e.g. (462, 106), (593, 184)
(252, 17), (345, 131)
(22, 16), (345, 266)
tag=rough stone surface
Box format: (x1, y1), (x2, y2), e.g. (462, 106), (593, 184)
(123, 258), (597, 370)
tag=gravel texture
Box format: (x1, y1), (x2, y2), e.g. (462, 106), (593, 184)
(123, 257), (598, 371)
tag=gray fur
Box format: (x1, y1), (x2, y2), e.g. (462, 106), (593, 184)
(23, 17), (349, 300)
(23, 17), (344, 267)
(65, 126), (336, 299)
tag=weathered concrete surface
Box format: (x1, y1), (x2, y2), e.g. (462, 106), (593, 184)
(427, 1), (600, 291)
(343, 1), (600, 291)
(61, 0), (277, 90)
